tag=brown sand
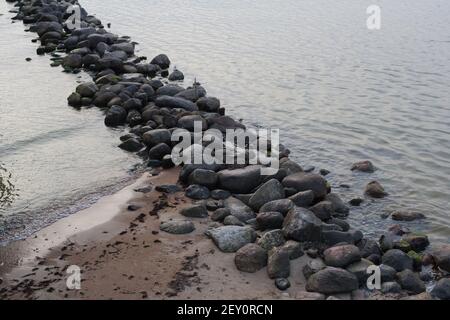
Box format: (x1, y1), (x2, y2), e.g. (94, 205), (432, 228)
(0, 167), (309, 300)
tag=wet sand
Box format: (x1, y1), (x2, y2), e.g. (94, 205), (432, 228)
(0, 168), (309, 300)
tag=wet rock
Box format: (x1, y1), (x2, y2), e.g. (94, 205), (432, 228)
(365, 181), (387, 198)
(155, 96), (198, 111)
(431, 244), (450, 272)
(234, 244), (268, 273)
(310, 201), (334, 221)
(325, 193), (350, 215)
(142, 129), (171, 147)
(382, 249), (413, 272)
(76, 82), (98, 98)
(104, 105), (127, 127)
(388, 224), (411, 236)
(282, 207), (322, 242)
(275, 278), (291, 291)
(289, 190), (315, 208)
(320, 169), (330, 176)
(323, 244), (361, 268)
(257, 229), (286, 251)
(306, 267), (359, 294)
(381, 282), (402, 294)
(358, 239), (382, 258)
(321, 231), (354, 246)
(175, 86), (207, 102)
(259, 199), (294, 216)
(211, 208), (231, 222)
(391, 210), (425, 221)
(279, 159), (303, 176)
(267, 247), (290, 279)
(209, 115), (246, 132)
(211, 189), (231, 200)
(349, 198), (363, 206)
(402, 233), (429, 252)
(217, 165), (262, 194)
(249, 179), (285, 211)
(204, 199), (223, 211)
(180, 204), (208, 218)
(396, 269), (425, 294)
(148, 143), (171, 160)
(67, 92), (82, 107)
(379, 234), (394, 252)
(282, 173), (328, 200)
(327, 218), (350, 232)
(62, 53), (82, 69)
(155, 184), (182, 194)
(256, 212), (284, 230)
(160, 220), (195, 234)
(197, 97), (221, 112)
(206, 226), (257, 253)
(366, 254), (381, 265)
(168, 69), (184, 81)
(223, 197), (255, 223)
(303, 258), (326, 279)
(150, 54), (171, 69)
(282, 240), (304, 260)
(188, 169), (218, 189)
(185, 184), (210, 200)
(118, 138), (144, 152)
(224, 215), (245, 226)
(346, 259), (374, 284)
(431, 278), (450, 300)
(351, 160), (375, 173)
(380, 264), (397, 282)
(178, 115), (208, 131)
(156, 84), (185, 96)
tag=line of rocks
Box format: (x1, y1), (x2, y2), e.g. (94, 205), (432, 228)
(7, 0), (449, 300)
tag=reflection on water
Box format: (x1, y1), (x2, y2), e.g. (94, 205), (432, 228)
(0, 164), (17, 208)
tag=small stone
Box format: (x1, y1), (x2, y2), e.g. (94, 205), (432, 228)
(256, 212), (284, 230)
(303, 258), (326, 279)
(351, 160), (375, 173)
(185, 184), (210, 200)
(275, 278), (291, 291)
(180, 205), (208, 218)
(365, 181), (387, 198)
(257, 229), (286, 252)
(160, 220), (195, 234)
(211, 208), (231, 222)
(267, 247), (290, 279)
(306, 267), (359, 294)
(211, 189), (231, 200)
(127, 205), (141, 211)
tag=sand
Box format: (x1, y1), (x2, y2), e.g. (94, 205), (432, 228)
(0, 167), (310, 300)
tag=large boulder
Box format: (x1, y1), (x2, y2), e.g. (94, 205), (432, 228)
(282, 207), (322, 242)
(118, 138), (144, 152)
(150, 54), (171, 69)
(365, 181), (387, 198)
(289, 190), (315, 207)
(104, 105), (127, 127)
(255, 212), (284, 230)
(223, 197), (256, 223)
(282, 173), (328, 200)
(345, 259), (374, 284)
(248, 179), (285, 211)
(175, 86), (207, 102)
(188, 169), (218, 189)
(217, 166), (262, 194)
(197, 97), (220, 112)
(382, 249), (413, 272)
(306, 267), (359, 294)
(321, 230), (354, 246)
(323, 244), (361, 268)
(396, 270), (426, 294)
(234, 244), (268, 273)
(351, 160), (375, 173)
(155, 96), (199, 111)
(206, 226), (257, 253)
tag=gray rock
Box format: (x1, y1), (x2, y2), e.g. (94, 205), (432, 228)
(358, 239), (382, 258)
(256, 212), (284, 230)
(178, 115), (208, 131)
(327, 218), (350, 232)
(321, 231), (354, 246)
(148, 143), (171, 160)
(259, 199), (294, 216)
(111, 42), (134, 55)
(282, 173), (328, 200)
(189, 169), (218, 189)
(396, 269), (425, 294)
(168, 69), (184, 81)
(105, 105), (127, 127)
(306, 267), (359, 294)
(155, 184), (182, 194)
(211, 189), (231, 200)
(431, 244), (450, 272)
(197, 97), (221, 112)
(175, 86), (207, 102)
(209, 115), (246, 133)
(391, 210), (425, 221)
(249, 179), (285, 211)
(118, 138), (144, 152)
(431, 278), (450, 300)
(180, 204), (208, 218)
(380, 264), (398, 282)
(303, 258), (326, 279)
(267, 247), (290, 279)
(185, 184), (210, 200)
(323, 244), (361, 268)
(257, 229), (286, 251)
(76, 82), (98, 98)
(142, 129), (171, 147)
(155, 96), (199, 111)
(275, 278), (291, 291)
(279, 159), (303, 176)
(289, 190), (315, 208)
(351, 160), (375, 173)
(346, 259), (374, 284)
(379, 234), (395, 252)
(282, 240), (304, 260)
(382, 249), (413, 272)
(211, 208), (231, 222)
(223, 215), (245, 226)
(223, 197), (256, 223)
(150, 54), (171, 69)
(282, 207), (322, 242)
(234, 244), (268, 273)
(310, 201), (334, 221)
(365, 181), (387, 198)
(206, 226), (257, 253)
(381, 282), (402, 294)
(325, 193), (350, 215)
(217, 165), (262, 194)
(160, 220), (195, 234)
(402, 233), (430, 252)
(156, 84), (185, 96)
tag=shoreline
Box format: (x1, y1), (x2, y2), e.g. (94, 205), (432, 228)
(1, 0), (449, 300)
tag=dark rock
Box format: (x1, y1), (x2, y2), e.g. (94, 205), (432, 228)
(160, 220), (195, 234)
(178, 115), (208, 131)
(224, 215), (245, 226)
(211, 208), (231, 222)
(321, 231), (354, 246)
(303, 258), (326, 279)
(127, 204), (141, 211)
(310, 201), (334, 221)
(223, 197), (255, 223)
(379, 234), (395, 252)
(366, 254), (381, 265)
(259, 199), (294, 216)
(217, 165), (262, 194)
(431, 244), (450, 272)
(388, 224), (411, 236)
(209, 115), (246, 133)
(267, 247), (290, 279)
(323, 244), (361, 268)
(282, 173), (328, 200)
(155, 96), (198, 111)
(175, 86), (207, 102)
(118, 138), (144, 152)
(279, 159), (303, 176)
(282, 240), (304, 260)
(168, 69), (184, 81)
(306, 267), (359, 294)
(104, 105), (127, 127)
(111, 42), (134, 55)
(156, 84), (185, 97)
(185, 184), (210, 200)
(257, 229), (286, 251)
(142, 129), (171, 147)
(396, 269), (425, 294)
(150, 54), (171, 69)
(204, 199), (223, 211)
(349, 198), (364, 206)
(351, 160), (375, 173)
(382, 249), (413, 272)
(180, 204), (208, 218)
(211, 189), (231, 200)
(68, 92), (82, 107)
(256, 212), (284, 230)
(402, 233), (430, 252)
(282, 207), (322, 242)
(289, 190), (315, 207)
(76, 82), (98, 98)
(431, 278), (450, 300)
(148, 143), (171, 160)
(325, 193), (350, 215)
(249, 179), (285, 211)
(275, 278), (291, 291)
(365, 181), (387, 198)
(391, 210), (425, 221)
(206, 226), (257, 253)
(345, 259), (374, 284)
(234, 244), (268, 273)
(358, 239), (382, 258)
(327, 218), (350, 232)
(197, 97), (221, 112)
(155, 184), (182, 194)
(62, 53), (82, 69)
(380, 264), (397, 282)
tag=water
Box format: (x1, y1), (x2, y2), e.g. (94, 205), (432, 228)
(1, 0), (450, 243)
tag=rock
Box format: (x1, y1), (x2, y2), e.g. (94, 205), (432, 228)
(148, 143), (171, 160)
(358, 239), (382, 258)
(257, 229), (286, 251)
(62, 54), (82, 69)
(142, 129), (171, 147)
(431, 278), (450, 300)
(223, 197), (256, 223)
(217, 165), (262, 194)
(155, 184), (182, 194)
(295, 291), (326, 300)
(366, 254), (381, 265)
(431, 244), (450, 272)
(223, 215), (245, 226)
(211, 189), (231, 200)
(323, 244), (361, 268)
(275, 278), (291, 291)
(248, 179), (285, 211)
(206, 226), (257, 253)
(160, 220), (195, 234)
(156, 84), (185, 96)
(256, 212), (284, 230)
(379, 234), (394, 252)
(282, 173), (328, 200)
(391, 210), (425, 221)
(351, 161), (375, 173)
(178, 115), (207, 131)
(175, 86), (207, 102)
(282, 207), (322, 242)
(155, 96), (198, 111)
(185, 184), (210, 200)
(321, 231), (354, 246)
(104, 105), (127, 127)
(365, 181), (387, 198)
(381, 282), (402, 294)
(267, 248), (290, 279)
(327, 218), (350, 232)
(197, 97), (221, 112)
(388, 224), (411, 236)
(209, 115), (246, 132)
(396, 270), (425, 294)
(282, 240), (304, 260)
(111, 42), (135, 55)
(168, 69), (184, 81)
(180, 204), (208, 218)
(259, 199), (294, 216)
(303, 258), (326, 279)
(349, 198), (363, 206)
(279, 159), (303, 176)
(68, 92), (82, 107)
(150, 54), (171, 69)
(382, 249), (413, 272)
(188, 169), (218, 189)
(76, 82), (98, 98)
(401, 292), (432, 300)
(204, 199), (223, 211)
(380, 264), (398, 282)
(310, 201), (334, 221)
(234, 244), (268, 273)
(118, 138), (144, 152)
(325, 193), (350, 215)
(346, 259), (374, 284)
(402, 233), (429, 252)
(306, 267), (359, 294)
(289, 190), (315, 208)
(211, 208), (231, 222)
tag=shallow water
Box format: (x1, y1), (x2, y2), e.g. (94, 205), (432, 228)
(1, 0), (449, 243)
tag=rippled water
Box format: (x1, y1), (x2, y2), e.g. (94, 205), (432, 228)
(1, 0), (449, 243)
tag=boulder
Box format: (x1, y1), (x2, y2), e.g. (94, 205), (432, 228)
(325, 193), (350, 215)
(248, 179), (285, 211)
(402, 233), (429, 252)
(345, 259), (374, 284)
(321, 231), (354, 246)
(211, 208), (231, 222)
(180, 204), (208, 218)
(380, 264), (397, 282)
(62, 54), (82, 69)
(279, 159), (303, 176)
(76, 82), (98, 98)
(178, 115), (208, 131)
(156, 84), (185, 96)
(365, 181), (387, 198)
(188, 169), (218, 189)
(168, 69), (184, 81)
(211, 189), (231, 200)
(155, 96), (199, 111)
(175, 86), (207, 102)
(327, 218), (350, 232)
(160, 220), (195, 234)
(282, 173), (328, 200)
(396, 269), (425, 294)
(259, 199), (294, 216)
(223, 197), (255, 223)
(223, 215), (245, 226)
(391, 210), (425, 221)
(150, 54), (171, 69)
(358, 239), (382, 258)
(289, 190), (315, 208)
(257, 229), (286, 251)
(142, 129), (171, 147)
(206, 226), (257, 253)
(310, 201), (334, 221)
(234, 244), (268, 273)
(197, 97), (221, 112)
(351, 160), (375, 173)
(111, 42), (134, 55)
(306, 267), (359, 294)
(282, 207), (322, 242)
(303, 258), (326, 279)
(431, 278), (450, 300)
(118, 138), (144, 152)
(323, 244), (361, 268)
(431, 244), (450, 272)
(256, 212), (284, 230)
(104, 105), (127, 127)
(217, 165), (262, 194)
(382, 249), (413, 272)
(282, 240), (304, 260)
(148, 143), (171, 160)
(185, 184), (210, 200)
(267, 247), (290, 279)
